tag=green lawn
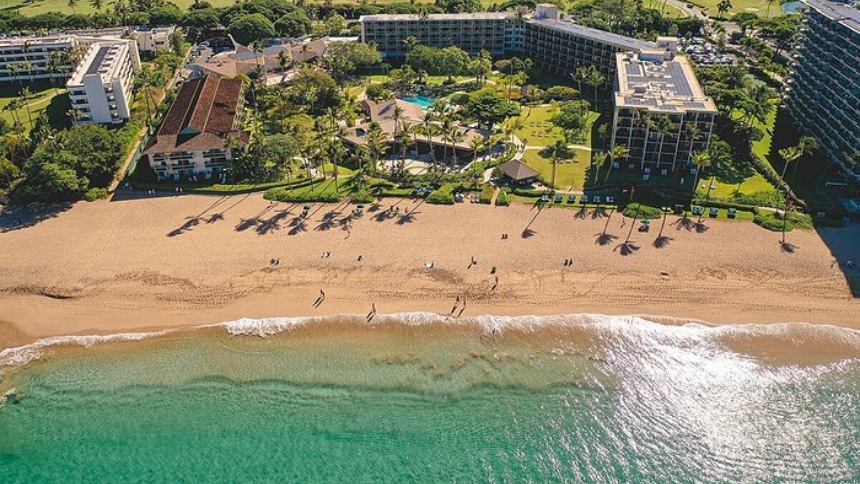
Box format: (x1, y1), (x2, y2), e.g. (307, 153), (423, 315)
(10, 0), (234, 15)
(521, 147), (591, 191)
(688, 0), (784, 17)
(509, 105), (601, 148)
(366, 75), (473, 86)
(0, 81), (67, 133)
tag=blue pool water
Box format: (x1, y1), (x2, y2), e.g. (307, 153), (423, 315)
(781, 1), (804, 13)
(401, 95), (434, 108)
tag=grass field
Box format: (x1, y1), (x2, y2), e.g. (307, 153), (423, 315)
(8, 0), (235, 16)
(0, 81), (68, 133)
(687, 0), (784, 17)
(509, 105), (601, 148)
(521, 147), (591, 191)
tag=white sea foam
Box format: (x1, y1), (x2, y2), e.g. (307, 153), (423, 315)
(0, 330), (171, 372)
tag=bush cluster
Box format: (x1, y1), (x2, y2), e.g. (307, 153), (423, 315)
(426, 184), (458, 205)
(622, 203), (662, 219)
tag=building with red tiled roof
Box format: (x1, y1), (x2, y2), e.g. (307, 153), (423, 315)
(143, 75), (248, 179)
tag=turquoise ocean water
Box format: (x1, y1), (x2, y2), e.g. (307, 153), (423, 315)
(1, 314), (858, 483)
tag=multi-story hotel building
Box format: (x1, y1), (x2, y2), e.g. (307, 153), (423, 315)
(66, 39), (140, 125)
(360, 13), (518, 57)
(0, 35), (76, 83)
(525, 18), (656, 88)
(785, 0), (860, 176)
(361, 5), (655, 86)
(143, 75), (248, 179)
(610, 49), (717, 174)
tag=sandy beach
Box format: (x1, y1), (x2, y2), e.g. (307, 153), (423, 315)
(0, 192), (857, 348)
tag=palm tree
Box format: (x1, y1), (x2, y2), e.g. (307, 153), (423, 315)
(19, 87), (34, 128)
(549, 140), (565, 189)
(604, 144), (630, 184)
(449, 128), (466, 167)
(765, 0), (775, 17)
(397, 122), (415, 175)
(67, 108), (83, 125)
(583, 66), (604, 109)
(421, 113), (438, 170)
(717, 0), (732, 19)
(439, 115), (454, 165)
(68, 0), (79, 13)
(593, 151), (609, 185)
(91, 0), (103, 11)
(470, 137), (485, 161)
(364, 122), (386, 177)
(111, 0), (129, 26)
(690, 151), (712, 195)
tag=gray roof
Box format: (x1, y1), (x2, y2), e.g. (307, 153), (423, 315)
(527, 19), (657, 52)
(497, 159), (540, 181)
(360, 13), (512, 22)
(804, 0), (860, 35)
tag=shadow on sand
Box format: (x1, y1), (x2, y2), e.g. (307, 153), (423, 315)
(0, 202), (74, 233)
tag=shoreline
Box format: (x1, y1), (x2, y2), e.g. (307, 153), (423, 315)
(1, 193), (858, 349)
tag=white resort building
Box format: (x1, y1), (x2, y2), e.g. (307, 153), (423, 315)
(0, 35), (76, 83)
(610, 47), (717, 175)
(66, 39), (140, 125)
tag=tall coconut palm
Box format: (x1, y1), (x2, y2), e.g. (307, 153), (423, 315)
(420, 113), (438, 170)
(449, 128), (466, 167)
(604, 144), (630, 184)
(19, 87), (34, 128)
(583, 66), (604, 109)
(717, 0), (732, 19)
(68, 0), (78, 13)
(91, 0), (104, 11)
(549, 140), (565, 189)
(439, 115), (454, 165)
(690, 151), (712, 196)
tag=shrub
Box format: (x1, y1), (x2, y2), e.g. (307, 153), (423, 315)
(622, 203), (662, 219)
(84, 187), (109, 201)
(480, 184), (494, 204)
(512, 188), (549, 198)
(426, 184), (457, 205)
(695, 199), (760, 215)
(495, 190), (510, 206)
(754, 211), (813, 232)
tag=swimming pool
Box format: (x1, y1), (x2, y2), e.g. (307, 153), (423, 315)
(400, 95), (434, 108)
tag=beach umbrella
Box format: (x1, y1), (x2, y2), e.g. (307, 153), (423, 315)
(303, 205), (312, 211)
(642, 219), (650, 225)
(357, 204), (365, 209)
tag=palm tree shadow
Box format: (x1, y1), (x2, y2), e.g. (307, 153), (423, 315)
(694, 221), (708, 233)
(235, 217), (259, 232)
(614, 241), (640, 256)
(574, 206), (588, 219)
(373, 211), (391, 222)
(780, 241), (798, 253)
(168, 217), (200, 237)
(591, 206), (608, 219)
(206, 213), (225, 224)
(396, 211), (417, 225)
(316, 218), (338, 231)
(674, 215), (695, 231)
(367, 202), (382, 213)
(653, 235), (673, 248)
(288, 220), (308, 236)
(521, 228), (536, 238)
(256, 210), (290, 235)
(596, 232), (617, 246)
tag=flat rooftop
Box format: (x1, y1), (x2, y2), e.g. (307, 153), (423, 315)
(615, 52), (717, 113)
(0, 35), (75, 47)
(528, 19), (657, 52)
(804, 0), (860, 34)
(360, 12), (513, 21)
(67, 41), (128, 85)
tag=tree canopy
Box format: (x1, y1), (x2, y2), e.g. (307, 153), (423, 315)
(228, 13), (276, 46)
(464, 91), (520, 129)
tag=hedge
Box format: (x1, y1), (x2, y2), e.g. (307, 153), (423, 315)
(512, 187), (550, 198)
(426, 183), (457, 205)
(480, 185), (494, 204)
(694, 199), (760, 214)
(84, 187), (109, 202)
(265, 191), (341, 203)
(622, 203), (662, 219)
(495, 190), (510, 206)
(754, 211), (813, 232)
